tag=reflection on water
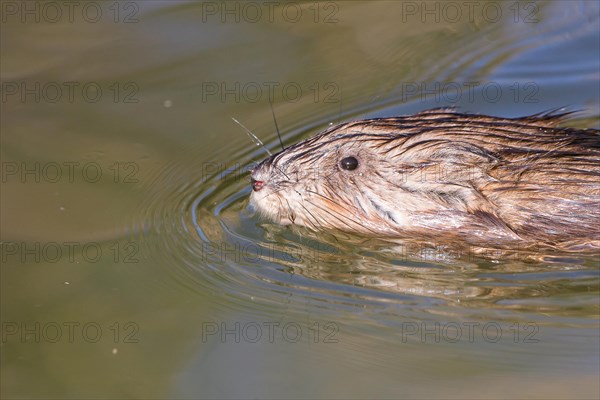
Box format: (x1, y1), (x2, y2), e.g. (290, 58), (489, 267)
(1, 1), (599, 398)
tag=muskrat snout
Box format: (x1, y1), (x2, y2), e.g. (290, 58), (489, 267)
(250, 177), (264, 192)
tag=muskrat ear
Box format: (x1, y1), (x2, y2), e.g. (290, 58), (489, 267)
(340, 156), (359, 171)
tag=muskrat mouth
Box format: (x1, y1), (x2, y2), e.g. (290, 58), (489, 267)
(250, 178), (264, 191)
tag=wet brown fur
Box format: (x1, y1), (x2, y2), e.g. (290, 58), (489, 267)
(249, 109), (600, 252)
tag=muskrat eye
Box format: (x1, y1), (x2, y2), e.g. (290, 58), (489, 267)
(340, 156), (359, 171)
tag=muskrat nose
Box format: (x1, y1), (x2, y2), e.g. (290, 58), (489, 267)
(251, 178), (264, 191)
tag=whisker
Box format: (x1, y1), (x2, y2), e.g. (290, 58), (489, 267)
(304, 190), (380, 235)
(269, 100), (285, 151)
(304, 197), (364, 232)
(337, 79), (343, 125)
(232, 117), (272, 156)
(255, 184), (289, 203)
(281, 197), (295, 224)
(271, 163), (292, 182)
(298, 198), (322, 230)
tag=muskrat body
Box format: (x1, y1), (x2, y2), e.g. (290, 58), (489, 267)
(249, 109), (600, 252)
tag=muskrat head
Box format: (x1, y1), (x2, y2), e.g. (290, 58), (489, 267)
(248, 120), (443, 236)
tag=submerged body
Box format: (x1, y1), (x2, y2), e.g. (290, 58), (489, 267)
(249, 110), (600, 251)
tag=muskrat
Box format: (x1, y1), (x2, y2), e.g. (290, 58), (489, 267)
(249, 109), (600, 252)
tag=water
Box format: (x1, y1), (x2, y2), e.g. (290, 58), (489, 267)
(1, 1), (599, 398)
